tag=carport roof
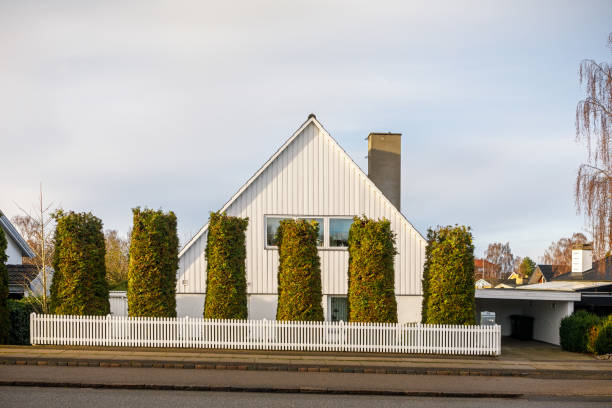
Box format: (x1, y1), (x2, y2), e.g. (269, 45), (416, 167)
(476, 289), (581, 301)
(517, 281), (612, 292)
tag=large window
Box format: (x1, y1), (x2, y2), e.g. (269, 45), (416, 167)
(266, 216), (324, 247)
(329, 218), (352, 247)
(265, 215), (353, 249)
(299, 217), (324, 246)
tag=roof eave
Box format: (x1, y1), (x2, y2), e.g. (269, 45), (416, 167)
(0, 212), (35, 258)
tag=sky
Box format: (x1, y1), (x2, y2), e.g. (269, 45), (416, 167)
(1, 1), (611, 261)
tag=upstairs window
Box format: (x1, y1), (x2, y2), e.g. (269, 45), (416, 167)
(329, 218), (352, 247)
(266, 215), (353, 249)
(299, 217), (324, 246)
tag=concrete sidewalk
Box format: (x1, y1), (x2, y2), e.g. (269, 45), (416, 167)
(2, 364), (612, 399)
(0, 340), (610, 380)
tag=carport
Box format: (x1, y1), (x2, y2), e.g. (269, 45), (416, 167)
(476, 288), (580, 345)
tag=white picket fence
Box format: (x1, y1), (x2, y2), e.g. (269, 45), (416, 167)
(29, 313), (501, 355)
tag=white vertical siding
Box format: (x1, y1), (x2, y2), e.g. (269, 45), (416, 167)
(177, 120), (426, 296)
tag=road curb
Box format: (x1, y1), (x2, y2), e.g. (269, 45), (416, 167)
(0, 380), (523, 398)
(2, 357), (611, 379)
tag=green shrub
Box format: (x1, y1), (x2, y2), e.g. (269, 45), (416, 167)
(0, 224), (8, 343)
(204, 212), (249, 319)
(128, 208), (179, 317)
(347, 216), (398, 323)
(559, 310), (601, 352)
(587, 324), (601, 353)
(421, 225), (475, 325)
(49, 210), (109, 315)
(8, 298), (41, 345)
(276, 219), (323, 321)
(595, 320), (612, 355)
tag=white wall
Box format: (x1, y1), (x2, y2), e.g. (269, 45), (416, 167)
(109, 291), (128, 316)
(5, 234), (23, 264)
(523, 300), (573, 345)
(114, 293), (422, 323)
(248, 295), (278, 320)
(476, 298), (574, 344)
(177, 120), (426, 297)
(397, 296), (422, 323)
(176, 294), (205, 317)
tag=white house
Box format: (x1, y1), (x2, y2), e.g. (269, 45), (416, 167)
(0, 210), (36, 297)
(176, 115), (427, 322)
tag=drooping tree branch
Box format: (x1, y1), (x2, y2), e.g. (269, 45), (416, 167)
(575, 34), (612, 257)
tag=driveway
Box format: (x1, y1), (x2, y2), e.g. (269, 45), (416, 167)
(499, 337), (594, 361)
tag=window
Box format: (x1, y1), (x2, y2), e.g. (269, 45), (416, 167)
(265, 215), (354, 249)
(299, 217), (324, 246)
(329, 297), (348, 322)
(329, 218), (352, 247)
(266, 217), (284, 246)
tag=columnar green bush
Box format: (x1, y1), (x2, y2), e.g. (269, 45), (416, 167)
(49, 211), (109, 315)
(421, 225), (475, 325)
(276, 219), (323, 321)
(420, 228), (434, 324)
(204, 212), (249, 319)
(347, 216), (398, 323)
(559, 310), (602, 352)
(0, 224), (9, 343)
(128, 208), (179, 317)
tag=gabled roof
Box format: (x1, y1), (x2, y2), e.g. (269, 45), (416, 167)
(180, 115), (425, 257)
(0, 210), (35, 258)
(536, 264), (570, 282)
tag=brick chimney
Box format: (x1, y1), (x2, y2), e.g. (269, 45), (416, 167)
(367, 133), (401, 211)
(572, 243), (593, 274)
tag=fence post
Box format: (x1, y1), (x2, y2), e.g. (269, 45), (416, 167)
(29, 312), (35, 345)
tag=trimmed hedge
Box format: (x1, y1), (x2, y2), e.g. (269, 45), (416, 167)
(347, 216), (398, 323)
(421, 225), (475, 325)
(559, 310), (601, 352)
(0, 224), (8, 344)
(595, 320), (612, 355)
(128, 208), (179, 317)
(204, 212), (249, 319)
(276, 219), (323, 321)
(8, 298), (40, 345)
(49, 211), (109, 315)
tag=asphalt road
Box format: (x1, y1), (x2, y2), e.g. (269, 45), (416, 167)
(1, 387), (611, 408)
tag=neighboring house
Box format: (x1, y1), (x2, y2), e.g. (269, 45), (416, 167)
(528, 264), (570, 284)
(475, 278), (491, 289)
(176, 115), (427, 322)
(494, 280), (517, 289)
(477, 244), (612, 345)
(0, 210), (36, 298)
(474, 258), (499, 280)
(494, 273), (528, 289)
